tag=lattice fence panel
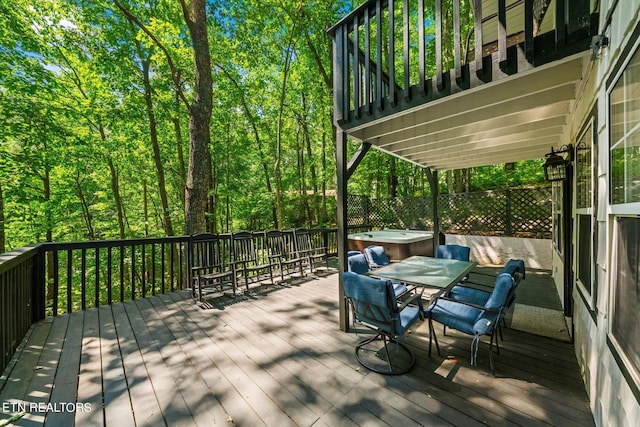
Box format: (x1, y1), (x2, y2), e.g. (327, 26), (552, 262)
(348, 187), (551, 238)
(509, 187), (552, 238)
(439, 191), (507, 235)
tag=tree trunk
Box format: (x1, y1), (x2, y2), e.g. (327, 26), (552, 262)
(107, 157), (126, 238)
(141, 57), (174, 236)
(173, 92), (187, 207)
(183, 0), (213, 235)
(388, 157), (398, 198)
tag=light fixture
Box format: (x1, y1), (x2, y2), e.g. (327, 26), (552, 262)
(590, 34), (609, 61)
(543, 145), (573, 182)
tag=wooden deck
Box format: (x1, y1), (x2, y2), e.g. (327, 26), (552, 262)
(0, 271), (594, 426)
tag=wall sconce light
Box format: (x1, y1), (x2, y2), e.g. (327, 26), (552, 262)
(591, 34), (609, 61)
(543, 145), (573, 182)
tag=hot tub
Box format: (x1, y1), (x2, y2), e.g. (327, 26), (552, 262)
(347, 229), (435, 260)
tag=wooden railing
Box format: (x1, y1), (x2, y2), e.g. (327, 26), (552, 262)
(0, 228), (338, 375)
(0, 245), (45, 374)
(329, 0), (596, 127)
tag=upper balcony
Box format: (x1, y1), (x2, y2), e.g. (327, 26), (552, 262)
(328, 0), (598, 169)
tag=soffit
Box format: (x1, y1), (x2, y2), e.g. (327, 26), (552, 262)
(346, 52), (588, 171)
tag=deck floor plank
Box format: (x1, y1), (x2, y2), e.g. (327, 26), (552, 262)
(110, 302), (165, 426)
(98, 306), (136, 427)
(75, 307), (105, 427)
(122, 298), (194, 426)
(45, 311), (84, 427)
(0, 319), (53, 425)
(0, 272), (595, 426)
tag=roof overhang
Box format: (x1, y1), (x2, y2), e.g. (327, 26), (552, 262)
(345, 52), (589, 171)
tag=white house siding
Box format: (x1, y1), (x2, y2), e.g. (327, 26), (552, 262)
(569, 1), (640, 425)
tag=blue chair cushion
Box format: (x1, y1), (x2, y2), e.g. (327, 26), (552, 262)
(435, 244), (471, 261)
(501, 259), (525, 279)
(347, 253), (370, 275)
(484, 273), (514, 310)
(448, 286), (490, 306)
(396, 304), (421, 335)
(363, 245), (391, 268)
(473, 311), (502, 336)
(424, 299), (481, 336)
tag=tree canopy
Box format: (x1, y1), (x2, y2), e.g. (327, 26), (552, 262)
(0, 0), (546, 253)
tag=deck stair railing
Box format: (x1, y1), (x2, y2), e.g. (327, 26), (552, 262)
(328, 0), (596, 127)
(0, 228), (337, 375)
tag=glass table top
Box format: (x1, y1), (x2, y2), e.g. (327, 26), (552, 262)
(369, 256), (477, 289)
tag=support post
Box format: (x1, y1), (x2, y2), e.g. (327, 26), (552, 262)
(425, 168), (440, 245)
(336, 129), (349, 332)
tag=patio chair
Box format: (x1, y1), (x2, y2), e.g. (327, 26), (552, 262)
(424, 272), (521, 376)
(363, 245), (392, 269)
(447, 259), (525, 338)
(448, 259), (525, 306)
(293, 228), (329, 273)
(231, 231), (274, 292)
(265, 230), (304, 281)
(435, 244), (471, 261)
(342, 272), (423, 375)
(347, 253), (408, 298)
(190, 233), (236, 301)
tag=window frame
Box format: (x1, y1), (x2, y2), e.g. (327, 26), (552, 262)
(574, 116), (597, 309)
(606, 30), (640, 399)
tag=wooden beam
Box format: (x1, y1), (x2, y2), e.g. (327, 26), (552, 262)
(347, 143), (372, 180)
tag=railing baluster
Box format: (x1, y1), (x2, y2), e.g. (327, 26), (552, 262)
(418, 0), (426, 96)
(131, 245), (136, 300)
(120, 246), (125, 302)
(555, 0), (566, 47)
(95, 247), (100, 308)
(498, 0), (507, 70)
(403, 0), (410, 101)
(364, 7), (371, 114)
(376, 0), (383, 111)
(436, 0), (443, 90)
(342, 25), (349, 120)
(524, 0), (534, 61)
(161, 243), (166, 294)
(151, 243), (156, 296)
(107, 246), (113, 304)
(473, 0), (483, 76)
(353, 14), (360, 118)
(81, 248), (86, 311)
(388, 0), (396, 106)
(454, 0), (462, 82)
(52, 251), (59, 316)
(67, 249), (72, 313)
(141, 244), (146, 299)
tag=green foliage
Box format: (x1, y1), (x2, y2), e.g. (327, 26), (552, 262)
(0, 0), (546, 253)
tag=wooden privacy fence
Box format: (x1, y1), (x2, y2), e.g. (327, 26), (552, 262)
(348, 187), (552, 238)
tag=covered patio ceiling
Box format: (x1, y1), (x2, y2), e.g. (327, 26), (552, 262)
(344, 52), (589, 171)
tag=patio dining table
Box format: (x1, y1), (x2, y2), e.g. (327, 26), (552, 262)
(369, 255), (477, 295)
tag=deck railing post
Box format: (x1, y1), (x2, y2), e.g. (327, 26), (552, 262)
(32, 246), (47, 322)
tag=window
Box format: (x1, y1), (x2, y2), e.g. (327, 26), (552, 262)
(611, 217), (640, 381)
(610, 47), (640, 204)
(609, 41), (640, 390)
(575, 120), (596, 300)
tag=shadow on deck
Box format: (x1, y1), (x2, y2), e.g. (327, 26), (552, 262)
(0, 269), (593, 426)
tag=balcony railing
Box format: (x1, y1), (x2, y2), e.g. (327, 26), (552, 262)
(329, 0), (597, 128)
(0, 228), (340, 375)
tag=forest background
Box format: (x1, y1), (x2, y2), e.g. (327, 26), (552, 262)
(0, 0), (546, 254)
